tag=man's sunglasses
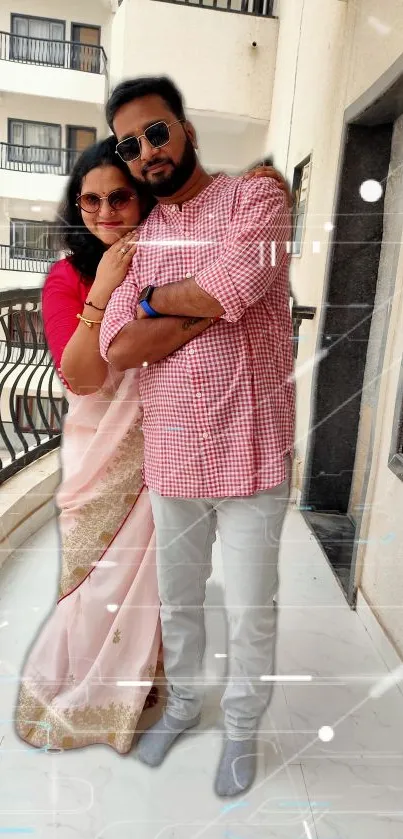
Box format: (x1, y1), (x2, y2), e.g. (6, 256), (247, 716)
(115, 120), (184, 163)
(76, 188), (137, 213)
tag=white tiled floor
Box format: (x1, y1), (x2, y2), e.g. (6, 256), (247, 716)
(1, 509), (403, 838)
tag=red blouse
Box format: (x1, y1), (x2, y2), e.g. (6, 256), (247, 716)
(42, 258), (91, 389)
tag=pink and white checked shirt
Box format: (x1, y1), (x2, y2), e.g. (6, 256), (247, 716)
(100, 174), (295, 498)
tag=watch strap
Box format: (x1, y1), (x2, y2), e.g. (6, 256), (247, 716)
(139, 299), (161, 318)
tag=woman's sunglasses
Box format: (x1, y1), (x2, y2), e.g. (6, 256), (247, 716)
(76, 188), (137, 213)
(115, 120), (184, 163)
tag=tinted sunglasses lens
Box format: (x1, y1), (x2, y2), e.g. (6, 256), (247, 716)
(117, 137), (141, 162)
(108, 189), (134, 210)
(145, 122), (170, 148)
(77, 193), (100, 212)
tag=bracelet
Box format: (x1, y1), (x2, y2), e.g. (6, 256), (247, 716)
(85, 300), (106, 311)
(139, 299), (162, 318)
(76, 313), (103, 328)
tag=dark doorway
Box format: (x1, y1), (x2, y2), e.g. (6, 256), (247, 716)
(303, 119), (394, 597)
(70, 24), (101, 73)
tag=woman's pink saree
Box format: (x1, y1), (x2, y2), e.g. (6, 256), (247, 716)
(15, 370), (163, 754)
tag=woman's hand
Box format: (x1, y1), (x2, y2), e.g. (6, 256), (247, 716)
(244, 164), (293, 208)
(93, 231), (138, 295)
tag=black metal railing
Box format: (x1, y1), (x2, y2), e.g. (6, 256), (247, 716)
(152, 0), (274, 15)
(292, 305), (316, 358)
(0, 31), (107, 74)
(0, 142), (81, 175)
(0, 245), (58, 275)
(0, 288), (66, 483)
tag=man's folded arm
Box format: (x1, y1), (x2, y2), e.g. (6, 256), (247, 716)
(99, 273), (211, 371)
(149, 179), (291, 323)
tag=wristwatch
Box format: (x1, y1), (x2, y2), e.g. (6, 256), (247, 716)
(138, 285), (161, 318)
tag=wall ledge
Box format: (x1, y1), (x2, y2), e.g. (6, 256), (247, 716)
(0, 451), (60, 571)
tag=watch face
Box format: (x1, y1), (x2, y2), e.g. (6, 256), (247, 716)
(139, 285), (153, 303)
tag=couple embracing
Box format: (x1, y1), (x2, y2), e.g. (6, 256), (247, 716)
(15, 74), (294, 797)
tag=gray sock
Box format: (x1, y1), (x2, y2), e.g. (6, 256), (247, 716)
(136, 712), (201, 767)
(214, 736), (258, 797)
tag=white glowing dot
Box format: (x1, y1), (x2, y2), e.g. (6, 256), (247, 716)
(324, 222), (334, 232)
(106, 604), (119, 613)
(318, 725), (334, 742)
(359, 179), (383, 202)
(142, 361), (148, 367)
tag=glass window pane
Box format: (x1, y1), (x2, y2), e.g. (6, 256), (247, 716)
(50, 23), (64, 40)
(12, 17), (29, 36)
(29, 20), (51, 39)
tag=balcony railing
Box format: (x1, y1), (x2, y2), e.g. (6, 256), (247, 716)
(0, 245), (58, 275)
(0, 288), (66, 483)
(0, 142), (81, 175)
(0, 31), (107, 74)
(151, 0), (274, 15)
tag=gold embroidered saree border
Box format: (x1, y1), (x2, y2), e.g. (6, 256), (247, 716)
(58, 422), (144, 599)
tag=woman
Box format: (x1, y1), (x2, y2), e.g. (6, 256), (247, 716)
(15, 137), (290, 754)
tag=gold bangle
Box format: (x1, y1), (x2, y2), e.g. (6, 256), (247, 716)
(76, 313), (103, 328)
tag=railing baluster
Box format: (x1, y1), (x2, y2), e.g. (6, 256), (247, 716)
(1, 143), (86, 175)
(21, 307), (43, 446)
(0, 288), (66, 483)
(145, 0), (275, 12)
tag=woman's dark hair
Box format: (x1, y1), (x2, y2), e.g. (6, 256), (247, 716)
(57, 135), (155, 282)
(106, 75), (186, 131)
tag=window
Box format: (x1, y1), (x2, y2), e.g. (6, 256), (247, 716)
(16, 395), (63, 433)
(10, 15), (65, 66)
(8, 120), (61, 166)
(291, 157), (311, 256)
(10, 220), (59, 259)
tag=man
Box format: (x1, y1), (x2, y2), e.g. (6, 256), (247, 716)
(99, 76), (295, 796)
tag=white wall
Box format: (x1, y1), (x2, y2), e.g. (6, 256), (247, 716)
(0, 268), (47, 291)
(346, 0), (403, 105)
(109, 0), (279, 121)
(0, 56), (107, 106)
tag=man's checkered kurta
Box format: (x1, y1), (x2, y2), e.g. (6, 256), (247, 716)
(100, 174), (295, 497)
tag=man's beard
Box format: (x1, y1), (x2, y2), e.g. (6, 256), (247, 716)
(139, 136), (198, 198)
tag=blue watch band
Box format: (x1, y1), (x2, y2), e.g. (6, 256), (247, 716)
(139, 299), (161, 318)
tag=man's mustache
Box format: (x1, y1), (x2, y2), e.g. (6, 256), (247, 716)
(142, 158), (172, 175)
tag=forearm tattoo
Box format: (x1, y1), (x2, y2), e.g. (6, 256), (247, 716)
(181, 316), (203, 331)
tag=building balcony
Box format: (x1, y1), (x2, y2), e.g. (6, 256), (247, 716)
(0, 246), (57, 289)
(0, 31), (107, 105)
(110, 0), (279, 139)
(0, 143), (79, 203)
